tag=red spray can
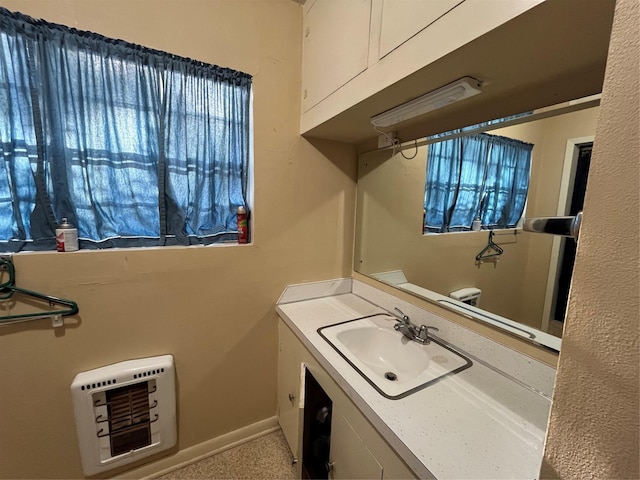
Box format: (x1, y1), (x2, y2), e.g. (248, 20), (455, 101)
(237, 206), (248, 244)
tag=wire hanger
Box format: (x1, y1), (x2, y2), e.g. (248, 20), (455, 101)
(475, 231), (504, 262)
(0, 257), (79, 327)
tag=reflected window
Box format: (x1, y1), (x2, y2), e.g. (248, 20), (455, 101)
(424, 133), (533, 233)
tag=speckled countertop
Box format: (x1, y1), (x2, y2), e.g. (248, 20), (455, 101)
(276, 279), (555, 480)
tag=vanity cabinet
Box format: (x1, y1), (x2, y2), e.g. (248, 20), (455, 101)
(277, 319), (416, 479)
(329, 409), (383, 479)
(277, 318), (305, 458)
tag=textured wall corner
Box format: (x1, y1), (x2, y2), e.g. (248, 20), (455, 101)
(540, 0), (640, 478)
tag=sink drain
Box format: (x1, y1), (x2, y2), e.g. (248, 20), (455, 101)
(384, 372), (398, 381)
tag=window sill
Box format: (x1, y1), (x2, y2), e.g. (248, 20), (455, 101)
(2, 241), (253, 257)
(422, 227), (521, 237)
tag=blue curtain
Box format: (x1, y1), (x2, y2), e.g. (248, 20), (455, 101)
(0, 26), (38, 245)
(0, 7), (251, 250)
(424, 133), (532, 232)
(163, 63), (250, 244)
(36, 31), (163, 245)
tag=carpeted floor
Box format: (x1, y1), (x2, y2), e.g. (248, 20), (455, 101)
(156, 430), (297, 479)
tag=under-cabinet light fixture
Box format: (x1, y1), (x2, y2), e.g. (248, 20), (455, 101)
(370, 76), (482, 128)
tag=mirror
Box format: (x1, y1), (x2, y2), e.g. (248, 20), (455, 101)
(355, 97), (600, 351)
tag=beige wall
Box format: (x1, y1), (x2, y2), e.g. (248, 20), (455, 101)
(0, 2), (357, 478)
(541, 0), (640, 477)
(0, 1), (636, 479)
(356, 108), (598, 330)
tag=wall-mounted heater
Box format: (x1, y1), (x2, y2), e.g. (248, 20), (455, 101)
(70, 355), (177, 476)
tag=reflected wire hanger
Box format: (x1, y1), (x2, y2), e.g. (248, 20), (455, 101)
(475, 231), (504, 262)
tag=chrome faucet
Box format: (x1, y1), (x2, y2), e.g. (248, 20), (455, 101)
(393, 308), (439, 344)
(394, 307), (411, 324)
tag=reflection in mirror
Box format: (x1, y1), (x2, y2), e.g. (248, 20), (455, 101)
(355, 98), (600, 351)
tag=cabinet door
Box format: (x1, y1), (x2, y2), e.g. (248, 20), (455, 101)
(277, 323), (304, 458)
(329, 410), (383, 480)
(379, 0), (464, 58)
(302, 0), (371, 112)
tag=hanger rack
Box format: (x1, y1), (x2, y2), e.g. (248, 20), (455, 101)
(475, 231), (504, 263)
(0, 257), (79, 327)
(489, 230), (520, 237)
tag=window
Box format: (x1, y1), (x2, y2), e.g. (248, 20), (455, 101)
(0, 7), (252, 251)
(424, 132), (532, 233)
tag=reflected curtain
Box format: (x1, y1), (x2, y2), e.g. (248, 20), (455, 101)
(424, 133), (532, 232)
(481, 135), (532, 228)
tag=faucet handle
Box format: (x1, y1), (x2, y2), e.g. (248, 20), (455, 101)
(394, 307), (410, 323)
(417, 325), (439, 343)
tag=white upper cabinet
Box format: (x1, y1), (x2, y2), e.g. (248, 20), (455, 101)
(300, 0), (545, 139)
(378, 0), (463, 58)
(302, 0), (372, 112)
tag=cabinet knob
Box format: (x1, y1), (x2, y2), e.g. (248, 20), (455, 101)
(305, 27), (310, 38)
(326, 460), (335, 473)
(288, 393), (295, 402)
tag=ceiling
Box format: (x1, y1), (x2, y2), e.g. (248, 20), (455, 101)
(301, 0), (616, 150)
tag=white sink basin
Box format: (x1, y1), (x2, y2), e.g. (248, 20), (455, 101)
(336, 327), (431, 381)
(318, 315), (472, 399)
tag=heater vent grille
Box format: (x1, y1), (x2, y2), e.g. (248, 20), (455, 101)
(71, 355), (176, 476)
(95, 381), (158, 456)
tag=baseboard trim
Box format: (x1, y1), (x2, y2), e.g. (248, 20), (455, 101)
(115, 416), (280, 479)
